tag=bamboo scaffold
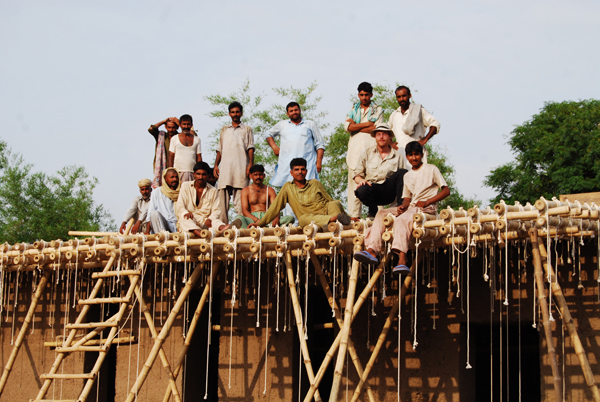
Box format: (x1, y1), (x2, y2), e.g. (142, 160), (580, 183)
(0, 196), (599, 401)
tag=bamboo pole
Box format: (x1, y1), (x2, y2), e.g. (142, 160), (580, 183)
(162, 261), (221, 402)
(124, 261), (206, 402)
(529, 229), (563, 402)
(538, 241), (600, 401)
(44, 336), (136, 348)
(310, 255), (376, 402)
(284, 251), (322, 402)
(0, 269), (51, 395)
(329, 247), (361, 402)
(350, 256), (420, 402)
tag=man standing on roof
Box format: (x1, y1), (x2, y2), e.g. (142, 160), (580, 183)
(213, 102), (254, 223)
(265, 102), (325, 187)
(120, 179), (152, 234)
(344, 82), (383, 219)
(168, 114), (202, 184)
(148, 117), (179, 189)
(388, 85), (440, 164)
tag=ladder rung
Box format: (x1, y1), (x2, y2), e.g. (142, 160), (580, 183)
(55, 345), (107, 353)
(40, 372), (96, 380)
(30, 400), (79, 402)
(45, 335), (137, 348)
(78, 297), (131, 305)
(92, 270), (141, 278)
(66, 321), (118, 330)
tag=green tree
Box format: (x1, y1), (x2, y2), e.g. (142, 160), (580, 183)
(484, 100), (600, 205)
(0, 139), (113, 243)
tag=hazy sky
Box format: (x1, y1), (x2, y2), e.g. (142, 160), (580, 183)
(1, 0), (599, 226)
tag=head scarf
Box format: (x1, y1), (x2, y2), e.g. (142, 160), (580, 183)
(161, 167), (180, 202)
(138, 178), (152, 188)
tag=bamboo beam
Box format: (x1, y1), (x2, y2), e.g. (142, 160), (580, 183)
(538, 241), (600, 401)
(310, 254), (375, 402)
(529, 229), (563, 402)
(0, 270), (51, 395)
(44, 336), (137, 348)
(329, 247), (361, 402)
(284, 251), (322, 402)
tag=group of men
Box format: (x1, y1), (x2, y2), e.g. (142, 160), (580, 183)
(120, 83), (449, 274)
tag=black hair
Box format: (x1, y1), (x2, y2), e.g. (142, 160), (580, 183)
(193, 161), (211, 173)
(395, 85), (411, 96)
(289, 158), (307, 169)
(179, 114), (193, 124)
(228, 101), (243, 113)
(286, 101), (301, 112)
(357, 82), (373, 93)
(249, 164), (265, 174)
(405, 141), (423, 155)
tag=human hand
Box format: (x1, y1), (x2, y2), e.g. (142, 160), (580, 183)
(273, 145), (280, 157)
(415, 200), (430, 208)
(355, 178), (371, 188)
(248, 222), (259, 228)
(391, 142), (399, 150)
(397, 205), (407, 215)
(131, 221), (141, 234)
(205, 219), (212, 228)
(246, 164), (252, 177)
(316, 160), (322, 173)
(119, 222), (127, 234)
(184, 212), (193, 220)
(214, 165), (220, 178)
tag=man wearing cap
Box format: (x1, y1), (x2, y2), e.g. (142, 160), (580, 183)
(353, 123), (407, 218)
(344, 82), (383, 219)
(120, 179), (152, 234)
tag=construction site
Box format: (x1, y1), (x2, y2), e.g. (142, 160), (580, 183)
(0, 195), (599, 401)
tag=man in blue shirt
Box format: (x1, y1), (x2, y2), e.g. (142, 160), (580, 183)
(265, 102), (325, 187)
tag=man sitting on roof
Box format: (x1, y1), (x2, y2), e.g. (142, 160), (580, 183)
(249, 158), (351, 229)
(145, 168), (180, 234)
(120, 179), (152, 235)
(176, 161), (231, 237)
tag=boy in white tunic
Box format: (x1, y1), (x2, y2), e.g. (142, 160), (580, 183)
(354, 141), (450, 274)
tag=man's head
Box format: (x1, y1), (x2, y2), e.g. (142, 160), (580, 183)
(371, 123), (394, 148)
(395, 86), (412, 109)
(228, 102), (243, 124)
(289, 158), (307, 183)
(249, 164), (266, 184)
(164, 168), (179, 190)
(138, 178), (152, 199)
(179, 114), (193, 133)
(357, 82), (373, 107)
(165, 118), (179, 136)
(286, 102), (302, 123)
(193, 161), (211, 185)
(405, 141), (424, 169)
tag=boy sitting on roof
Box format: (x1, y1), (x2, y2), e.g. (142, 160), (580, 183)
(249, 158), (351, 229)
(354, 141), (450, 274)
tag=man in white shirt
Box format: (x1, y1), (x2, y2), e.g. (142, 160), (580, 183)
(388, 86), (440, 164)
(168, 114), (202, 183)
(119, 179), (152, 234)
(213, 102), (254, 223)
(344, 82), (382, 219)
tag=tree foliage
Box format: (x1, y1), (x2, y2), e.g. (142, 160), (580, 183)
(485, 100), (600, 205)
(0, 139), (113, 244)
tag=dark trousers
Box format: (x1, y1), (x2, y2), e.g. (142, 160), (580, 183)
(355, 169), (407, 217)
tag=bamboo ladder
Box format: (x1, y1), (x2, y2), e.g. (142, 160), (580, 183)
(31, 252), (143, 402)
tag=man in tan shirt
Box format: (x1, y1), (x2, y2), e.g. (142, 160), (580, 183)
(354, 123), (407, 218)
(344, 82), (383, 218)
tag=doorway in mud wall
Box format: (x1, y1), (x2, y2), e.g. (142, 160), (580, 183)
(460, 321), (540, 402)
(182, 287), (221, 401)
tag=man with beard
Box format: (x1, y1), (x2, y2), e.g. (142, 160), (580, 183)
(120, 179), (152, 234)
(177, 161), (230, 237)
(145, 168), (180, 234)
(213, 102), (254, 223)
(265, 102), (325, 187)
(168, 114), (202, 183)
(344, 82), (383, 219)
(148, 116), (179, 188)
(249, 158), (351, 230)
(354, 124), (407, 218)
(233, 164), (295, 228)
(388, 86), (440, 165)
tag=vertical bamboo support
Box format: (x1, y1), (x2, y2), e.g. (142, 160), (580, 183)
(124, 261), (206, 402)
(329, 246), (361, 402)
(0, 269), (51, 395)
(35, 254), (117, 400)
(310, 255), (376, 402)
(124, 218), (135, 235)
(538, 241), (600, 402)
(350, 255), (420, 402)
(529, 229), (563, 402)
(162, 261), (221, 402)
(284, 251), (322, 402)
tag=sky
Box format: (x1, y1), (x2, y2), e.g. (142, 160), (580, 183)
(1, 0), (599, 227)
